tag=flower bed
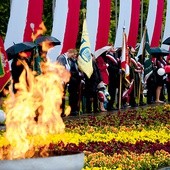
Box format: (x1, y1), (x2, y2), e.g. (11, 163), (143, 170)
(0, 105), (170, 169)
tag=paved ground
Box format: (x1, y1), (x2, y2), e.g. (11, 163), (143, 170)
(158, 167), (170, 170)
(65, 102), (163, 119)
(0, 102), (166, 128)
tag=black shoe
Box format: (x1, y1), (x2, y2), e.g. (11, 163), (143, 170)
(147, 101), (155, 104)
(122, 103), (130, 109)
(107, 107), (115, 111)
(130, 103), (138, 108)
(70, 111), (78, 116)
(139, 102), (146, 106)
(93, 109), (100, 113)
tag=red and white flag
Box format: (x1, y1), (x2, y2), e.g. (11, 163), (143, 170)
(0, 37), (11, 92)
(138, 0), (164, 56)
(48, 0), (81, 62)
(161, 0), (170, 51)
(114, 0), (140, 48)
(86, 0), (111, 53)
(121, 31), (130, 84)
(4, 0), (43, 50)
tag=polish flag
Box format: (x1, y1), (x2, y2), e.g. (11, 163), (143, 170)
(114, 0), (140, 48)
(161, 0), (170, 51)
(137, 0), (164, 57)
(0, 37), (11, 92)
(86, 0), (111, 54)
(121, 31), (130, 84)
(48, 0), (80, 62)
(4, 0), (43, 50)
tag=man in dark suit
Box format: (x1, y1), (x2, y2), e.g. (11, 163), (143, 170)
(57, 49), (81, 116)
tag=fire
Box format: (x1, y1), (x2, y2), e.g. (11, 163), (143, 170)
(31, 22), (47, 41)
(1, 60), (71, 160)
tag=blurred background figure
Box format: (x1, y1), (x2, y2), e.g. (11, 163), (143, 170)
(165, 55), (170, 103)
(67, 50), (83, 116)
(96, 50), (109, 111)
(11, 52), (32, 94)
(84, 54), (102, 113)
(57, 49), (82, 116)
(154, 55), (167, 103)
(105, 47), (121, 110)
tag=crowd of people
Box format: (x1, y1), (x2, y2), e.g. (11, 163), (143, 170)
(1, 40), (170, 118)
(53, 45), (170, 116)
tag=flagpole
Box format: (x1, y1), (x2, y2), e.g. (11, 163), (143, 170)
(118, 25), (125, 110)
(118, 68), (122, 110)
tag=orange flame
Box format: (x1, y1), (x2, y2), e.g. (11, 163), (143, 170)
(3, 60), (70, 159)
(31, 22), (47, 41)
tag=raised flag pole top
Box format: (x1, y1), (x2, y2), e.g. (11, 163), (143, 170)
(123, 21), (125, 32)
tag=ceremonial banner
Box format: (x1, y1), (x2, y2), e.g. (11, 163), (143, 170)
(0, 37), (11, 92)
(121, 31), (130, 84)
(5, 0), (43, 49)
(137, 0), (164, 56)
(144, 58), (153, 83)
(137, 28), (152, 83)
(137, 27), (150, 60)
(48, 0), (80, 62)
(86, 0), (111, 53)
(114, 0), (140, 48)
(161, 0), (170, 51)
(78, 19), (93, 78)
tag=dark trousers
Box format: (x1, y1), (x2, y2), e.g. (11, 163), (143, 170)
(107, 82), (117, 109)
(85, 93), (98, 113)
(166, 81), (170, 102)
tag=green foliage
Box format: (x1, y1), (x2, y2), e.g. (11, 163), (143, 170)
(43, 0), (53, 36)
(0, 0), (10, 39)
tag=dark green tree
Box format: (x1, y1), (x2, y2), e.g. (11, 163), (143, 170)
(0, 0), (10, 39)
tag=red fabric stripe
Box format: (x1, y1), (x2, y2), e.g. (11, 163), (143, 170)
(0, 37), (11, 92)
(128, 0), (140, 48)
(23, 0), (43, 42)
(61, 0), (80, 53)
(150, 0), (164, 47)
(95, 0), (111, 51)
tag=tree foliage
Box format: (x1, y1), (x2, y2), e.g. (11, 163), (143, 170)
(0, 0), (10, 39)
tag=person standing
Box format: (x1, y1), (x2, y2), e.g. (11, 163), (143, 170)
(84, 55), (102, 113)
(128, 46), (144, 107)
(154, 55), (167, 103)
(67, 53), (82, 116)
(96, 53), (109, 85)
(57, 49), (81, 116)
(96, 53), (109, 111)
(11, 52), (32, 94)
(166, 55), (170, 103)
(105, 48), (120, 110)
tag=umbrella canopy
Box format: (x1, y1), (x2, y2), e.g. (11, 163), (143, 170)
(6, 42), (37, 60)
(162, 37), (170, 45)
(149, 47), (170, 56)
(34, 36), (61, 46)
(94, 46), (112, 58)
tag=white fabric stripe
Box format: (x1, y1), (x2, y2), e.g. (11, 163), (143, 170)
(161, 0), (170, 50)
(145, 0), (158, 43)
(114, 0), (132, 48)
(4, 0), (29, 50)
(47, 0), (68, 62)
(137, 0), (158, 57)
(86, 0), (99, 54)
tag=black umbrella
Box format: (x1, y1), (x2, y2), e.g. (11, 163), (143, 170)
(162, 37), (170, 45)
(6, 41), (36, 60)
(34, 36), (61, 46)
(149, 47), (170, 56)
